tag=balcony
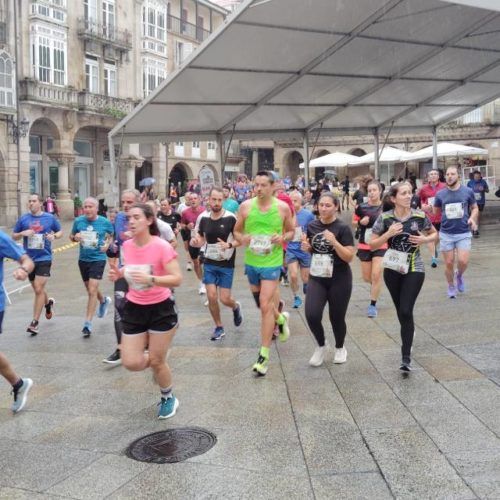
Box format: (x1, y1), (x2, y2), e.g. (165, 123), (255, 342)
(19, 79), (78, 108)
(77, 91), (137, 118)
(167, 14), (211, 43)
(77, 18), (132, 52)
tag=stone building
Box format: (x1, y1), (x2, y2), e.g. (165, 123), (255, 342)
(0, 0), (227, 225)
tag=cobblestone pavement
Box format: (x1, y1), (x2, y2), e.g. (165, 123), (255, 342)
(0, 221), (499, 499)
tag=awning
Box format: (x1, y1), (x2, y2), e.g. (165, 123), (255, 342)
(352, 146), (414, 165)
(299, 152), (360, 169)
(110, 0), (500, 145)
(406, 142), (489, 161)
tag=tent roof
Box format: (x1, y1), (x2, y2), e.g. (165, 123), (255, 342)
(299, 152), (360, 169)
(406, 141), (489, 160)
(110, 0), (500, 145)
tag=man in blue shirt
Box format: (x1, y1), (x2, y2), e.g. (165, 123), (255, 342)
(434, 165), (478, 298)
(13, 193), (62, 336)
(466, 170), (489, 238)
(0, 231), (35, 413)
(70, 197), (114, 337)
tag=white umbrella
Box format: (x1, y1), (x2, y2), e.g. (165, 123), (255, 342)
(405, 142), (488, 161)
(350, 146), (413, 165)
(299, 151), (360, 169)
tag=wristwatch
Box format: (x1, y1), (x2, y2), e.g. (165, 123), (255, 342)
(228, 242), (233, 249)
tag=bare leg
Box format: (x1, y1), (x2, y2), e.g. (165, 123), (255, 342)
(0, 352), (20, 385)
(219, 287), (237, 310)
(121, 332), (150, 371)
(370, 257), (384, 301)
(207, 284), (222, 327)
(149, 328), (177, 388)
(31, 276), (48, 322)
(84, 279), (102, 322)
(456, 249), (470, 276)
(442, 250), (455, 285)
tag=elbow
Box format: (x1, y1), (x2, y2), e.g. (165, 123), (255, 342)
(172, 273), (183, 288)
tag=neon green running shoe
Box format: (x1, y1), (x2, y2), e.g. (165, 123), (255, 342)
(252, 353), (269, 376)
(277, 312), (290, 342)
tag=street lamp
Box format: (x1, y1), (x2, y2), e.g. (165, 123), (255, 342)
(7, 115), (30, 144)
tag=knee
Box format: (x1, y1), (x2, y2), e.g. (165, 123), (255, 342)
(362, 275), (371, 284)
(33, 284), (44, 294)
(220, 295), (232, 307)
(207, 289), (217, 302)
(149, 356), (165, 371)
(260, 300), (273, 315)
(398, 308), (413, 324)
(122, 357), (144, 371)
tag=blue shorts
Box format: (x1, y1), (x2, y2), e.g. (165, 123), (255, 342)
(439, 231), (472, 252)
(245, 265), (281, 286)
(203, 264), (235, 289)
(285, 247), (311, 268)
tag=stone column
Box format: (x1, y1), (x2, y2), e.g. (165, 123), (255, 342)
(48, 152), (76, 220)
(118, 155), (143, 191)
(252, 149), (259, 178)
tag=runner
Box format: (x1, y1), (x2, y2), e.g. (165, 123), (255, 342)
(341, 175), (351, 210)
(353, 181), (387, 318)
(302, 193), (355, 367)
(146, 201), (177, 247)
(108, 203), (182, 419)
(371, 182), (437, 371)
(434, 165), (478, 298)
(466, 170), (489, 238)
(177, 192), (193, 271)
(0, 231), (34, 412)
(180, 192), (206, 294)
(70, 197), (114, 337)
(12, 193), (62, 336)
(103, 189), (139, 364)
(286, 191), (314, 309)
(222, 185), (239, 214)
(158, 198), (181, 237)
(419, 169), (446, 267)
(190, 187), (243, 340)
(234, 171), (295, 376)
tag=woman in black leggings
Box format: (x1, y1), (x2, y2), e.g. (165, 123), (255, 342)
(370, 182), (437, 372)
(301, 192), (355, 367)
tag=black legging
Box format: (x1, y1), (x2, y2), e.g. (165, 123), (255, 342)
(305, 268), (352, 348)
(383, 269), (425, 358)
(114, 277), (128, 345)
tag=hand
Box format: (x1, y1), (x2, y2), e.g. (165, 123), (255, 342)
(73, 232), (82, 242)
(300, 233), (311, 252)
(387, 222), (403, 237)
(190, 235), (202, 248)
(128, 270), (151, 285)
(323, 230), (337, 245)
(408, 231), (427, 247)
(270, 234), (283, 245)
(241, 234), (252, 246)
(45, 232), (55, 242)
(23, 229), (35, 237)
(108, 263), (121, 282)
(468, 218), (478, 232)
(100, 242), (110, 253)
(13, 267), (29, 281)
(422, 203), (432, 213)
(187, 223), (194, 230)
(123, 230), (133, 240)
(359, 216), (370, 226)
(217, 238), (230, 250)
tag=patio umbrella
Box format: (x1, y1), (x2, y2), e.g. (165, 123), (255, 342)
(405, 142), (488, 161)
(139, 177), (156, 187)
(350, 146), (413, 165)
(299, 151), (360, 169)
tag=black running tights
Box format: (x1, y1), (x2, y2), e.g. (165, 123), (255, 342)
(305, 270), (352, 348)
(114, 277), (128, 344)
(383, 269), (425, 358)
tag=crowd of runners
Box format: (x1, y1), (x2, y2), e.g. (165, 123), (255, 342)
(0, 164), (484, 417)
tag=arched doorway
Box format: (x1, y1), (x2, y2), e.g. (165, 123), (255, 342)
(348, 148), (367, 157)
(136, 160), (153, 191)
(169, 162), (192, 194)
(311, 149), (331, 181)
(202, 164), (219, 183)
(283, 150), (303, 181)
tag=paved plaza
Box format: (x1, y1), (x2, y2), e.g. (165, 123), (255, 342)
(0, 220), (499, 499)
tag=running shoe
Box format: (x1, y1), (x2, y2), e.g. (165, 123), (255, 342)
(26, 320), (39, 337)
(252, 353), (269, 376)
(158, 395), (179, 419)
(367, 304), (378, 318)
(400, 356), (412, 372)
(293, 295), (302, 309)
(186, 262), (193, 271)
(232, 302), (243, 327)
(97, 297), (112, 318)
(210, 326), (225, 341)
(333, 347), (347, 364)
(102, 349), (121, 365)
(204, 299), (209, 307)
(45, 298), (55, 320)
(309, 345), (327, 367)
(473, 230), (480, 238)
(455, 271), (465, 293)
(447, 284), (457, 299)
(199, 283), (207, 295)
(281, 276), (289, 287)
(277, 312), (290, 342)
(11, 378), (33, 413)
(82, 322), (92, 338)
(431, 257), (438, 268)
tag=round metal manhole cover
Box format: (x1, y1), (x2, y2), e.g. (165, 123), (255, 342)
(125, 427), (217, 464)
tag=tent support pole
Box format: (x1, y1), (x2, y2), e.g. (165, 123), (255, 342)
(303, 134), (310, 189)
(432, 126), (438, 170)
(108, 134), (118, 208)
(374, 128), (380, 181)
(217, 133), (225, 181)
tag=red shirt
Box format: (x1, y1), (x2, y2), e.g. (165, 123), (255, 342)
(181, 206), (205, 226)
(419, 182), (446, 224)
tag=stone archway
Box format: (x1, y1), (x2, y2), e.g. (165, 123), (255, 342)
(202, 163), (219, 183)
(282, 150), (303, 181)
(348, 148), (367, 157)
(169, 162), (193, 194)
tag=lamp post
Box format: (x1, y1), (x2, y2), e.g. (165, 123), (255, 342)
(7, 116), (30, 144)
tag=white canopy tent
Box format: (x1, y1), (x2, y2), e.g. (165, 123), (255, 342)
(299, 152), (360, 169)
(406, 142), (489, 161)
(351, 146), (413, 165)
(108, 0), (500, 193)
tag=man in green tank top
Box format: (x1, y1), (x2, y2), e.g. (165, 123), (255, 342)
(234, 171), (295, 376)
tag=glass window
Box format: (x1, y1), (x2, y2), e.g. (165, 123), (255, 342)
(30, 161), (41, 194)
(38, 36), (51, 83)
(102, 0), (115, 39)
(74, 140), (93, 157)
(53, 40), (65, 85)
(0, 52), (14, 107)
(85, 57), (99, 93)
(104, 63), (117, 96)
(30, 135), (41, 154)
(31, 26), (67, 86)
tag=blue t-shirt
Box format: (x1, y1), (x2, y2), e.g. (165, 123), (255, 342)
(0, 231), (25, 312)
(71, 215), (114, 262)
(466, 179), (488, 205)
(222, 198), (239, 214)
(287, 208), (315, 252)
(13, 212), (61, 262)
(434, 186), (476, 234)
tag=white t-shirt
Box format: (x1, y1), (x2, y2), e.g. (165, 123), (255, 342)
(157, 218), (175, 242)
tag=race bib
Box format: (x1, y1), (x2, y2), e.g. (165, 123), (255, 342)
(445, 202), (464, 220)
(293, 227), (302, 242)
(474, 192), (482, 201)
(249, 235), (273, 256)
(363, 197), (368, 204)
(364, 228), (373, 244)
(191, 229), (198, 239)
(205, 243), (225, 261)
(124, 264), (153, 291)
(383, 249), (409, 274)
(81, 230), (98, 249)
(27, 233), (44, 250)
(310, 254), (333, 278)
(427, 197), (435, 206)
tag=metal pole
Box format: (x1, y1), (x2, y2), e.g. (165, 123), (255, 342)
(13, 0), (22, 216)
(303, 134), (310, 189)
(374, 128), (380, 181)
(432, 126), (438, 170)
(216, 134), (225, 183)
(108, 134), (117, 207)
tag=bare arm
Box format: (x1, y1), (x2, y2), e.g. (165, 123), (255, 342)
(233, 201), (250, 245)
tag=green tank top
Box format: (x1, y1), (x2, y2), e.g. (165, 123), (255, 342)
(244, 197), (283, 267)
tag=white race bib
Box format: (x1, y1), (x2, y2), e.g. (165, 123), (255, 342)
(427, 197), (435, 206)
(249, 235), (273, 256)
(310, 254), (333, 278)
(191, 229), (198, 239)
(383, 249), (409, 274)
(364, 228), (373, 244)
(124, 264), (153, 291)
(205, 243), (225, 261)
(363, 196), (368, 203)
(474, 192), (482, 201)
(293, 227), (302, 242)
(27, 233), (44, 250)
(445, 202), (464, 220)
(81, 230), (98, 249)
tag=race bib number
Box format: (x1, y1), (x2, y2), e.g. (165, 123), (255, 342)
(249, 235), (273, 256)
(474, 192), (482, 201)
(124, 264), (153, 291)
(383, 249), (409, 274)
(364, 228), (373, 244)
(293, 227), (302, 242)
(427, 197), (435, 206)
(363, 196), (368, 204)
(191, 229), (198, 239)
(310, 254), (333, 278)
(445, 202), (464, 220)
(205, 243), (225, 261)
(81, 230), (98, 249)
(27, 234), (44, 250)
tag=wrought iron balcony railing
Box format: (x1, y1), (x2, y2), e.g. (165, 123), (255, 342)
(167, 14), (211, 43)
(77, 17), (132, 51)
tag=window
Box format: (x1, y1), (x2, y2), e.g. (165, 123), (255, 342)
(31, 24), (67, 85)
(175, 41), (193, 67)
(30, 135), (42, 154)
(104, 62), (117, 96)
(53, 40), (65, 85)
(174, 141), (184, 156)
(0, 52), (14, 107)
(74, 140), (93, 157)
(84, 0), (97, 23)
(102, 0), (115, 39)
(192, 141), (200, 158)
(38, 36), (50, 83)
(142, 57), (166, 97)
(85, 57), (99, 93)
(207, 141), (216, 160)
(142, 1), (167, 55)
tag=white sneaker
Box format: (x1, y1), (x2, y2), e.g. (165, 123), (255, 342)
(333, 347), (347, 364)
(204, 299), (209, 307)
(186, 262), (193, 271)
(199, 283), (207, 295)
(309, 346), (327, 367)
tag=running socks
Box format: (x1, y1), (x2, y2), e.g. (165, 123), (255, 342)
(160, 386), (173, 399)
(259, 346), (270, 359)
(370, 300), (377, 307)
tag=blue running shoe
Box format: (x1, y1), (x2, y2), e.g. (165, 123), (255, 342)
(210, 326), (225, 341)
(367, 304), (378, 318)
(97, 296), (112, 318)
(11, 378), (33, 413)
(455, 271), (465, 293)
(158, 395), (179, 419)
(292, 296), (302, 309)
(431, 257), (438, 268)
(232, 302), (243, 327)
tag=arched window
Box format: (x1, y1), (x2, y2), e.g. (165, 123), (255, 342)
(0, 52), (14, 108)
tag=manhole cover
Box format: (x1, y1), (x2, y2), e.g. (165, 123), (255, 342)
(125, 427), (217, 464)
